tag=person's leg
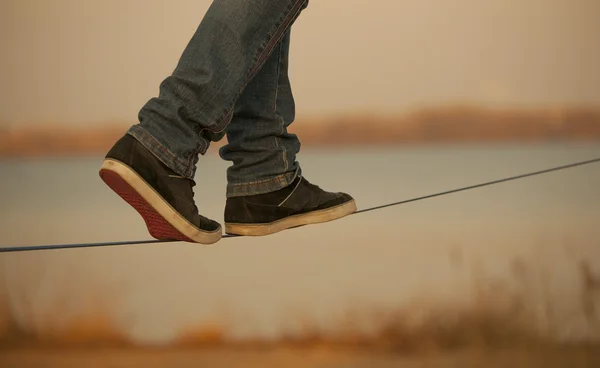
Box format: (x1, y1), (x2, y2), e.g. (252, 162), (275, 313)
(219, 30), (300, 198)
(132, 0), (310, 178)
(220, 30), (356, 236)
(100, 0), (310, 244)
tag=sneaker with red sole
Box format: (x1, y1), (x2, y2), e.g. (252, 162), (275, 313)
(99, 134), (222, 245)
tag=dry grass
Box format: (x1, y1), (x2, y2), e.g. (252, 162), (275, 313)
(0, 292), (131, 349)
(2, 257), (598, 354)
(1, 233), (599, 355)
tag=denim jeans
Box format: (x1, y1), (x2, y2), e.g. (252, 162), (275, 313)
(127, 0), (308, 197)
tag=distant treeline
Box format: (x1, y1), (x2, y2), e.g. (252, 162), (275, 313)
(1, 106), (600, 157)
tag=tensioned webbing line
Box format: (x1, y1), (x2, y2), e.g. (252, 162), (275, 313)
(1, 157), (599, 254)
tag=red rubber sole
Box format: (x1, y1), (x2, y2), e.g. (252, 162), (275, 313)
(100, 169), (194, 242)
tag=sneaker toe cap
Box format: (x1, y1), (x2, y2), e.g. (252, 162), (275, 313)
(318, 192), (355, 210)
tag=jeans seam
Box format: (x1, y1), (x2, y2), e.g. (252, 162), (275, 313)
(250, 1), (306, 78)
(128, 127), (196, 179)
(273, 36), (289, 172)
(198, 0), (307, 139)
(275, 39), (290, 173)
(137, 128), (187, 171)
(273, 36), (282, 112)
(139, 0), (308, 179)
(184, 150), (196, 178)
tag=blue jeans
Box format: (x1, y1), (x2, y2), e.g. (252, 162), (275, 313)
(128, 0), (308, 197)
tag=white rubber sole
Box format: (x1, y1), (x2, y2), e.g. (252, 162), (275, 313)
(224, 199), (357, 236)
(99, 159), (222, 245)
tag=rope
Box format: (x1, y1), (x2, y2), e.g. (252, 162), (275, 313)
(1, 157), (599, 253)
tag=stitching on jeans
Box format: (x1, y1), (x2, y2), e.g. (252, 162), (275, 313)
(227, 168), (300, 197)
(135, 128), (193, 176)
(184, 150), (196, 178)
(228, 173), (289, 187)
(275, 35), (289, 172)
(273, 36), (289, 172)
(191, 0), (307, 176)
(196, 5), (281, 123)
(251, 2), (306, 75)
(273, 36), (283, 111)
(133, 128), (195, 179)
(228, 166), (299, 188)
(199, 0), (307, 138)
(137, 129), (178, 162)
(282, 145), (289, 172)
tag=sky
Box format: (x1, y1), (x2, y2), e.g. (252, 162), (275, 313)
(1, 0), (599, 127)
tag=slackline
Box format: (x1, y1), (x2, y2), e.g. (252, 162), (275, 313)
(1, 157), (598, 253)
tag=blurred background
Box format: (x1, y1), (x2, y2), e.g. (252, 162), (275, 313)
(1, 0), (600, 366)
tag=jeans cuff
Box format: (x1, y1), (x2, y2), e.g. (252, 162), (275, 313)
(127, 125), (196, 179)
(226, 167), (301, 198)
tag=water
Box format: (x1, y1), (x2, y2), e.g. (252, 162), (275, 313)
(0, 143), (599, 346)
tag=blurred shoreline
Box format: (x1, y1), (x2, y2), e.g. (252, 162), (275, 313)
(2, 106), (600, 157)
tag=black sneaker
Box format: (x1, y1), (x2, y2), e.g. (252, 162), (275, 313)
(99, 134), (222, 244)
(224, 176), (357, 236)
